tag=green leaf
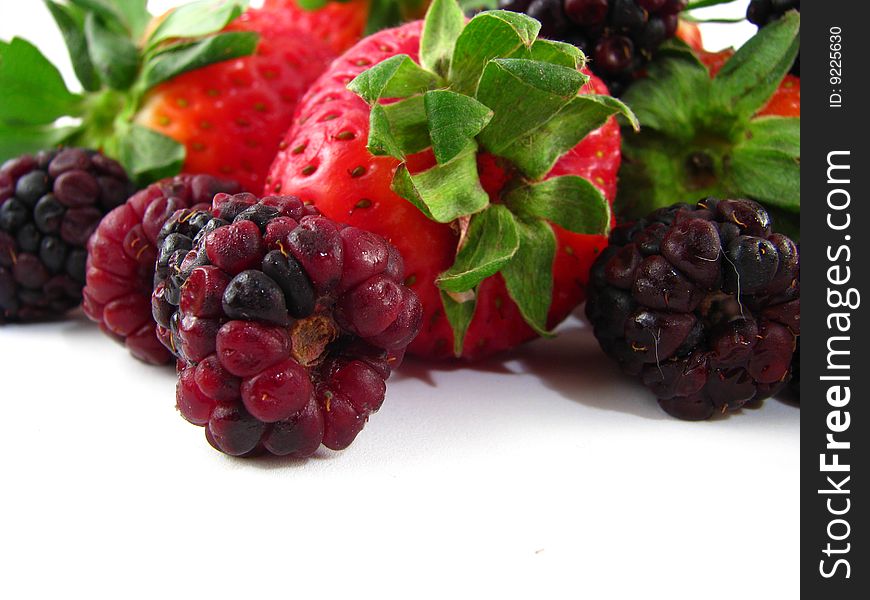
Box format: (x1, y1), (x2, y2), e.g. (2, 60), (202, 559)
(0, 123), (80, 162)
(459, 0), (500, 9)
(424, 90), (492, 164)
(621, 53), (709, 140)
(119, 125), (185, 185)
(392, 165), (435, 220)
(44, 0), (102, 91)
(504, 176), (611, 236)
(436, 204), (519, 292)
(501, 218), (556, 336)
(148, 0), (248, 47)
(364, 0), (403, 35)
(740, 116), (800, 155)
(391, 142), (489, 223)
(728, 147), (800, 210)
(729, 117), (800, 211)
(419, 0), (465, 77)
(449, 10), (540, 95)
(495, 93), (633, 180)
(142, 32), (259, 89)
(347, 55), (442, 104)
(367, 96), (431, 159)
(84, 12), (139, 89)
(476, 59), (586, 156)
(295, 0), (328, 9)
(0, 38), (83, 125)
(530, 39), (584, 70)
(440, 289), (477, 357)
(712, 10), (800, 118)
(108, 0), (151, 39)
(69, 0), (127, 32)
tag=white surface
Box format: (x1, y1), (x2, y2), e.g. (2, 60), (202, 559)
(1, 2), (798, 599)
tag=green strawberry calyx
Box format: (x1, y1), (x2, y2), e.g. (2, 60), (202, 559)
(0, 0), (258, 185)
(347, 0), (637, 356)
(617, 10), (800, 236)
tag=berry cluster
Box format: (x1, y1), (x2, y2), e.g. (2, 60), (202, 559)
(83, 175), (240, 364)
(1, 149), (132, 322)
(585, 198), (800, 420)
(499, 0), (688, 94)
(747, 0), (800, 75)
(152, 193), (422, 456)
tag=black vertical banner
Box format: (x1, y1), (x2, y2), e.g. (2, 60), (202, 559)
(802, 1), (866, 595)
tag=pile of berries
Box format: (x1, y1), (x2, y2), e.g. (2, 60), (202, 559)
(499, 0), (689, 94)
(585, 198), (800, 420)
(152, 193), (422, 456)
(1, 150), (132, 322)
(0, 0), (801, 460)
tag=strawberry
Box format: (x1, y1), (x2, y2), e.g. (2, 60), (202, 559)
(616, 10), (800, 237)
(264, 0), (369, 54)
(0, 1), (334, 190)
(136, 5), (334, 191)
(266, 0), (635, 360)
(264, 0), (431, 54)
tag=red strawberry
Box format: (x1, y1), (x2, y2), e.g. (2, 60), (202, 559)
(0, 1), (334, 191)
(264, 0), (370, 54)
(266, 2), (634, 360)
(136, 5), (335, 191)
(264, 0), (431, 54)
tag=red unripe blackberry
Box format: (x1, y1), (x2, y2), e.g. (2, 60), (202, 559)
(83, 174), (240, 364)
(498, 0), (690, 95)
(585, 198), (799, 420)
(155, 193), (422, 457)
(0, 149), (132, 323)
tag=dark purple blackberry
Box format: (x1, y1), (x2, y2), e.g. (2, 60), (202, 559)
(154, 192), (422, 457)
(585, 198), (800, 420)
(747, 0), (799, 75)
(0, 149), (133, 323)
(498, 0), (689, 95)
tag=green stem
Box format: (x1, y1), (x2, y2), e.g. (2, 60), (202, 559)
(73, 88), (127, 154)
(685, 0), (741, 11)
(682, 15), (747, 24)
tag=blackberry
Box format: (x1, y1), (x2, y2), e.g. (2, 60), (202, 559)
(154, 193), (422, 457)
(747, 0), (800, 76)
(585, 198), (800, 420)
(0, 149), (132, 323)
(83, 174), (240, 365)
(499, 0), (689, 95)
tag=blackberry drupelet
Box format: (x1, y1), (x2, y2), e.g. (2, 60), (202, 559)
(154, 193), (422, 457)
(747, 0), (799, 75)
(585, 198), (800, 420)
(83, 174), (240, 365)
(498, 0), (689, 95)
(0, 149), (132, 322)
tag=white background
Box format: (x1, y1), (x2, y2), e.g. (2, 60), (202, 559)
(0, 2), (798, 599)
